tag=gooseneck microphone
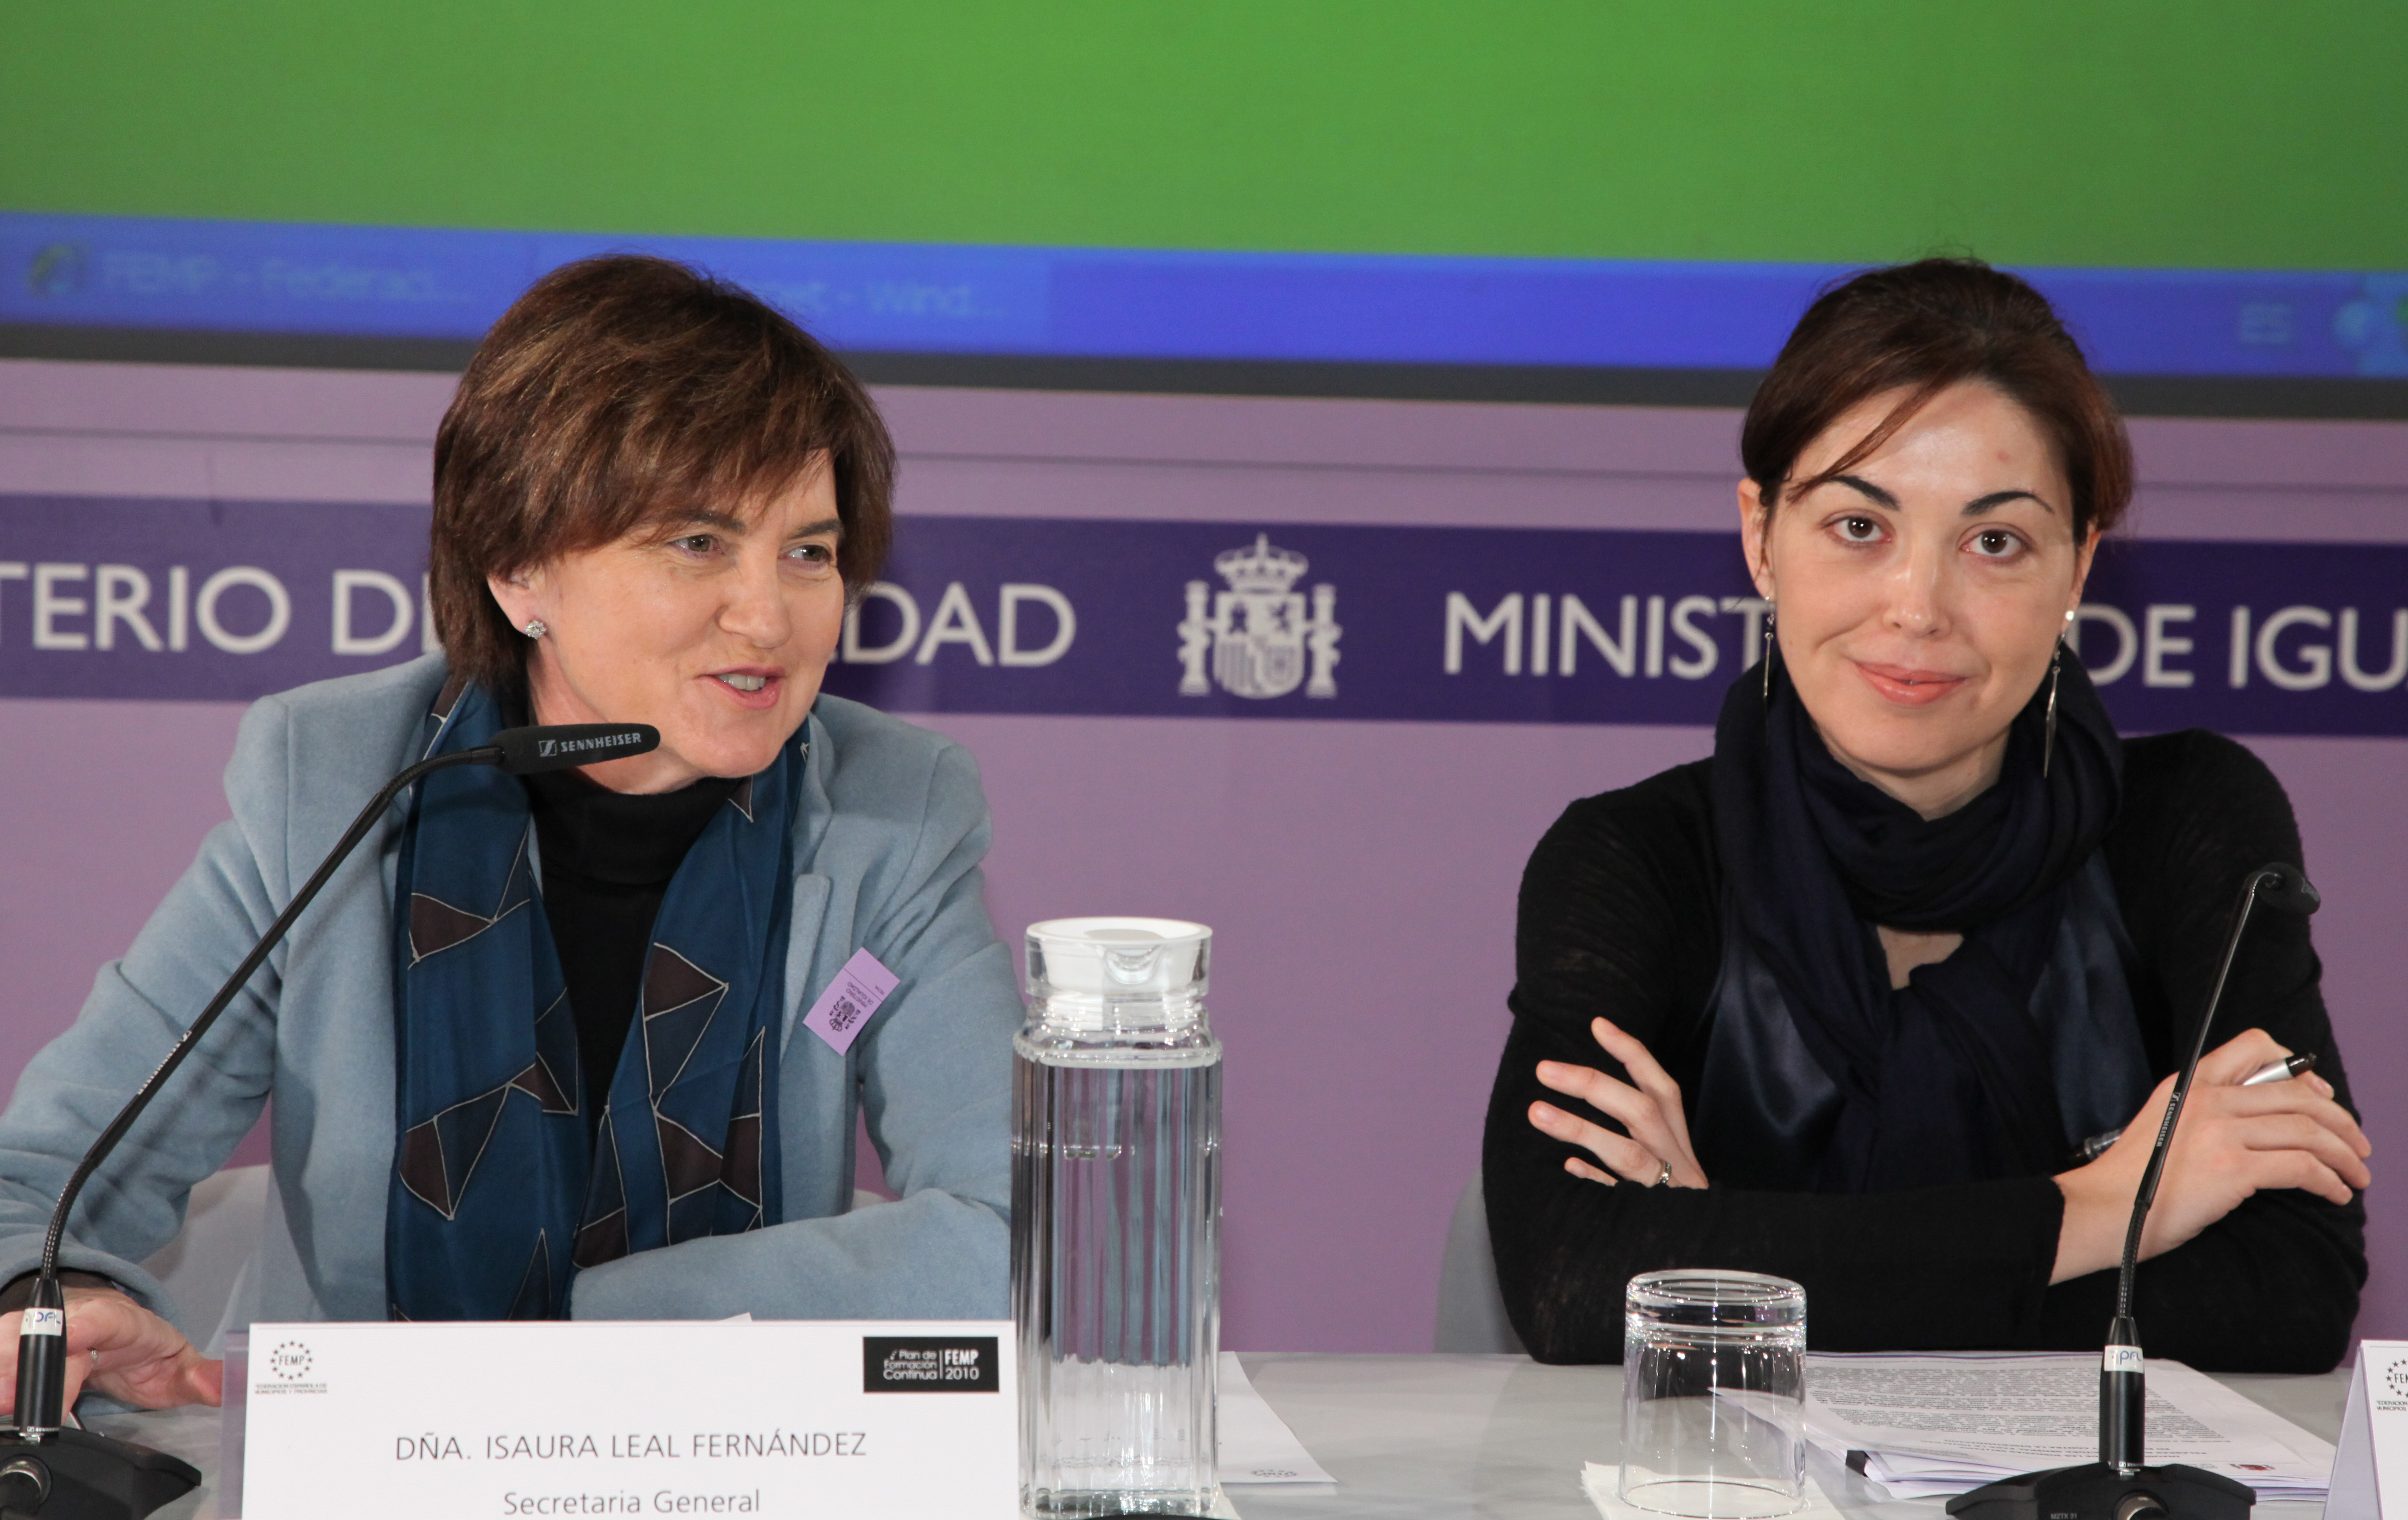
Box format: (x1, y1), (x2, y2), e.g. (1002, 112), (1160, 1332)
(0, 722), (656, 1519)
(1948, 862), (2323, 1520)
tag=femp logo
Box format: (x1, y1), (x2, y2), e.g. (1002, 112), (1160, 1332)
(862, 1336), (1000, 1394)
(2375, 1351), (2408, 1414)
(255, 1337), (330, 1396)
(268, 1341), (314, 1381)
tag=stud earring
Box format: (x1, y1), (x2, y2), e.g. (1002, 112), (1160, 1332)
(523, 619), (547, 639)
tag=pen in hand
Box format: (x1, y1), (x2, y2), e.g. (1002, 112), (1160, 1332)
(2238, 1051), (2317, 1087)
(2072, 1052), (2322, 1163)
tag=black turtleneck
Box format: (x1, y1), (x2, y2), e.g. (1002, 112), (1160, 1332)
(521, 768), (738, 1122)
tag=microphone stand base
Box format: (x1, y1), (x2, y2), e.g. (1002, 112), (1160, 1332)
(1946, 1462), (2253, 1520)
(0, 1427), (201, 1520)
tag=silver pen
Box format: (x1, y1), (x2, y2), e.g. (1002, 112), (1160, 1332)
(2075, 1052), (2321, 1164)
(2239, 1051), (2317, 1086)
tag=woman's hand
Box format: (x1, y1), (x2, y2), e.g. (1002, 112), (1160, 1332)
(0, 1286), (223, 1413)
(1528, 1017), (1709, 1189)
(2051, 1027), (2372, 1283)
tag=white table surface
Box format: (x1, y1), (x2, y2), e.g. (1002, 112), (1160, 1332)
(82, 1352), (2353, 1520)
(1227, 1355), (2351, 1520)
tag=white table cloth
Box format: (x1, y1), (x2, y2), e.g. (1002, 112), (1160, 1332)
(84, 1352), (2354, 1520)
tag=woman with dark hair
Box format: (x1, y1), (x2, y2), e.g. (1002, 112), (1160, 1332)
(0, 255), (1019, 1411)
(1484, 259), (2370, 1370)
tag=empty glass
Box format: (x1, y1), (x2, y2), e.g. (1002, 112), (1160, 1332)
(1619, 1270), (1807, 1519)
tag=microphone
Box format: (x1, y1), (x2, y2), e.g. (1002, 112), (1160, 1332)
(490, 723), (660, 775)
(0, 721), (656, 1518)
(1947, 862), (2324, 1520)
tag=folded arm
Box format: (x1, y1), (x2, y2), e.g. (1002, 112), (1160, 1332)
(1485, 748), (2367, 1371)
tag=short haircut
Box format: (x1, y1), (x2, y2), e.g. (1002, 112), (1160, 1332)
(429, 254), (895, 697)
(1741, 258), (2133, 541)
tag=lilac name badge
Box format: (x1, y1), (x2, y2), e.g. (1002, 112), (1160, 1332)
(803, 948), (900, 1055)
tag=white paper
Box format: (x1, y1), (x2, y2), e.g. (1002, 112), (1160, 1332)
(1216, 1352), (1336, 1486)
(1582, 1463), (1842, 1520)
(1801, 1352), (2333, 1502)
(241, 1320), (1016, 1520)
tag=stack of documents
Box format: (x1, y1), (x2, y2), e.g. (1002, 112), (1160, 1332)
(1802, 1353), (2333, 1502)
(1217, 1353), (1337, 1490)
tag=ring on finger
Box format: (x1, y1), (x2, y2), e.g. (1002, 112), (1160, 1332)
(1651, 1159), (1671, 1188)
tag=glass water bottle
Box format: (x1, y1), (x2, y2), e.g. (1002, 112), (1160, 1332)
(1013, 917), (1223, 1518)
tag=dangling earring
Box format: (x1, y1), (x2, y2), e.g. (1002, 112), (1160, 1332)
(523, 619), (548, 639)
(2042, 632), (2066, 778)
(1761, 605), (1776, 706)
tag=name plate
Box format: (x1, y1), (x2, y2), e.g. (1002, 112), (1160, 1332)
(2329, 1338), (2408, 1520)
(241, 1320), (1015, 1519)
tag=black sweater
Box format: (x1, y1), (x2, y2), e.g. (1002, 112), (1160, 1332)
(524, 768), (736, 1121)
(1482, 729), (2365, 1372)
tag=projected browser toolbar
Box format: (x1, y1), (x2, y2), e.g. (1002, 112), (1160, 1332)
(4, 211), (2405, 378)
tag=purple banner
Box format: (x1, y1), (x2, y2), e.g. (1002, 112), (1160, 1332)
(2, 496), (2404, 735)
(0, 498), (439, 703)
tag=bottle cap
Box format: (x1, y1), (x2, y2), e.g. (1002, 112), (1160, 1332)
(1026, 917), (1211, 1002)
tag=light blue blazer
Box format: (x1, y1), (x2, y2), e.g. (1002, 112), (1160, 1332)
(0, 654), (1019, 1336)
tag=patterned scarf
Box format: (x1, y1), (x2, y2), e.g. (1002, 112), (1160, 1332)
(385, 679), (794, 1319)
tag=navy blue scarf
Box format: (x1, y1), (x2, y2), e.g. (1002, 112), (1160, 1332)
(1710, 653), (2123, 1192)
(386, 680), (795, 1320)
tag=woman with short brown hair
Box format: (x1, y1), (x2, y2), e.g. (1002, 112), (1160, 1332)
(428, 254), (895, 696)
(1486, 259), (2370, 1370)
(0, 256), (1020, 1413)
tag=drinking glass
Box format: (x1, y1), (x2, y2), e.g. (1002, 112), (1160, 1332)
(1618, 1269), (1807, 1519)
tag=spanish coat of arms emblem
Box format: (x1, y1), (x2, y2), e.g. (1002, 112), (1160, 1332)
(1177, 534), (1341, 699)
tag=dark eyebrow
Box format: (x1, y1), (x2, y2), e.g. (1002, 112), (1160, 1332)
(655, 511), (845, 538)
(1829, 474), (1899, 509)
(658, 508), (749, 535)
(1824, 476), (2055, 517)
(1962, 490), (2053, 516)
